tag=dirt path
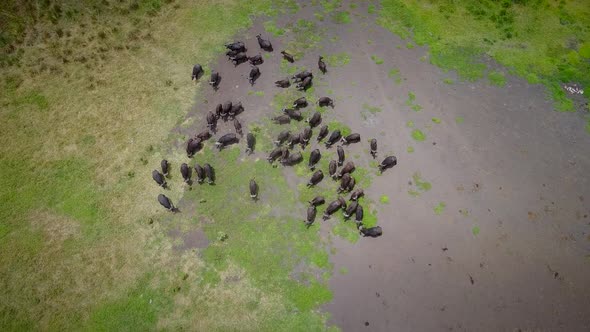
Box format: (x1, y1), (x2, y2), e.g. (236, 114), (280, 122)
(177, 1), (590, 330)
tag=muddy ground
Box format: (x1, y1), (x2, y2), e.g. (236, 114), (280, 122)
(176, 1), (590, 331)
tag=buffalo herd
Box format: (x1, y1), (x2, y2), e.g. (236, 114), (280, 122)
(154, 33), (397, 238)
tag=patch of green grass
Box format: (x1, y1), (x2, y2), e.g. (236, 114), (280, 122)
(408, 172), (431, 197)
(339, 267), (348, 275)
(443, 78), (454, 84)
(371, 55), (384, 64)
(406, 42), (415, 49)
(367, 39), (373, 45)
(363, 103), (382, 114)
(388, 68), (402, 84)
(288, 19), (323, 59)
(328, 121), (352, 137)
(433, 202), (446, 215)
(377, 0), (589, 112)
(332, 11), (351, 24)
(406, 120), (414, 128)
(405, 92), (422, 112)
(368, 4), (376, 14)
(248, 90), (265, 96)
(472, 226), (480, 236)
(379, 195), (390, 204)
(324, 53), (351, 67)
(320, 0), (342, 13)
(264, 20), (286, 37)
(432, 117), (441, 124)
(407, 146), (414, 153)
(411, 129), (426, 142)
(455, 116), (464, 124)
(314, 12), (325, 21)
(488, 71), (507, 87)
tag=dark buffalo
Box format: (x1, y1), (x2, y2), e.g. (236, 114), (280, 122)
(225, 41), (246, 52)
(350, 188), (364, 201)
(209, 71), (220, 89)
(317, 125), (328, 141)
(355, 205), (364, 224)
(229, 102), (244, 119)
(342, 133), (361, 145)
(309, 196), (325, 207)
(180, 163), (191, 184)
(347, 176), (356, 192)
(192, 64), (203, 81)
(203, 163), (214, 184)
(207, 111), (217, 132)
(214, 103), (223, 119)
(301, 127), (312, 143)
(325, 130), (341, 148)
(186, 138), (202, 157)
(360, 225), (382, 238)
(292, 97), (308, 109)
(296, 76), (312, 91)
(288, 133), (301, 149)
(267, 147), (282, 163)
(246, 133), (255, 154)
(249, 54), (263, 65)
(275, 79), (290, 88)
(215, 133), (239, 150)
(338, 173), (352, 193)
(338, 161), (356, 178)
(370, 138), (377, 159)
(230, 52), (248, 66)
(292, 70), (313, 82)
(338, 196), (347, 211)
(318, 55), (327, 74)
(222, 101), (232, 118)
(280, 147), (289, 163)
(275, 130), (290, 146)
(283, 108), (303, 121)
(152, 170), (167, 188)
(158, 194), (175, 212)
(337, 145), (345, 166)
(161, 159), (169, 177)
(272, 114), (291, 125)
(323, 199), (343, 220)
(308, 149), (321, 170)
(283, 151), (302, 166)
(307, 170), (324, 187)
(233, 118), (243, 136)
(226, 49), (239, 58)
(249, 179), (258, 199)
(343, 201), (358, 218)
(318, 96), (334, 108)
(194, 163), (205, 183)
(196, 130), (211, 141)
(281, 50), (295, 63)
(305, 206), (317, 228)
(256, 34), (273, 51)
(307, 112), (322, 128)
(249, 66), (260, 85)
(378, 156), (397, 173)
(329, 160), (338, 179)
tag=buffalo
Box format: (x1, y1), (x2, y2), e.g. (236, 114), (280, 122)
(215, 133), (239, 150)
(325, 130), (341, 148)
(350, 188), (364, 201)
(249, 54), (263, 65)
(338, 161), (356, 178)
(292, 70), (313, 82)
(318, 96), (334, 108)
(307, 170), (324, 187)
(207, 111), (217, 132)
(158, 194), (175, 212)
(233, 118), (243, 136)
(283, 151), (302, 166)
(317, 125), (328, 141)
(378, 156), (397, 173)
(194, 163), (205, 184)
(370, 138), (377, 159)
(307, 112), (322, 128)
(192, 64), (203, 81)
(267, 147), (282, 163)
(300, 127), (312, 144)
(209, 71), (220, 89)
(288, 133), (301, 149)
(186, 138), (202, 157)
(343, 201), (358, 218)
(161, 159), (169, 177)
(337, 145), (345, 166)
(249, 66), (260, 85)
(283, 108), (303, 121)
(323, 198), (345, 220)
(329, 160), (338, 179)
(296, 76), (312, 91)
(281, 51), (295, 63)
(305, 206), (317, 228)
(359, 225), (382, 238)
(230, 102), (244, 119)
(308, 149), (321, 170)
(275, 130), (290, 146)
(355, 205), (364, 224)
(214, 103), (223, 119)
(292, 97), (308, 109)
(249, 179), (258, 199)
(246, 133), (255, 154)
(152, 170), (167, 188)
(338, 173), (352, 193)
(309, 196), (325, 206)
(256, 34), (273, 51)
(203, 163), (214, 184)
(341, 133), (361, 145)
(275, 79), (290, 88)
(180, 163), (191, 184)
(347, 176), (356, 192)
(272, 114), (291, 125)
(318, 56), (327, 74)
(230, 52), (248, 66)
(196, 130), (211, 141)
(225, 41), (246, 52)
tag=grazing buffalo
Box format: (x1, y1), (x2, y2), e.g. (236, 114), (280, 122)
(280, 147), (289, 163)
(281, 51), (295, 63)
(355, 205), (364, 224)
(158, 194), (175, 212)
(343, 201), (358, 218)
(288, 133), (301, 149)
(192, 64), (203, 81)
(317, 125), (328, 141)
(370, 138), (377, 159)
(378, 156), (397, 173)
(323, 199), (343, 220)
(230, 102), (244, 119)
(196, 130), (211, 141)
(318, 96), (334, 108)
(350, 188), (364, 201)
(283, 108), (303, 121)
(267, 147), (282, 163)
(322, 159), (334, 180)
(338, 161), (356, 178)
(318, 56), (327, 74)
(338, 196), (347, 210)
(152, 170), (167, 188)
(296, 76), (312, 91)
(272, 114), (291, 124)
(214, 104), (223, 119)
(161, 159), (169, 177)
(301, 127), (312, 143)
(249, 66), (260, 85)
(249, 54), (263, 65)
(222, 101), (232, 116)
(283, 151), (302, 166)
(226, 49), (239, 58)
(347, 176), (356, 192)
(203, 163), (214, 184)
(338, 173), (352, 193)
(305, 206), (317, 228)
(215, 133), (239, 150)
(194, 163), (205, 183)
(292, 97), (308, 109)
(309, 149), (321, 170)
(249, 179), (258, 199)
(307, 112), (322, 128)
(180, 163), (191, 184)
(307, 170), (324, 187)
(186, 138), (202, 157)
(359, 225), (382, 238)
(275, 79), (290, 88)
(230, 52), (248, 66)
(275, 130), (290, 146)
(233, 118), (243, 136)
(341, 133), (361, 145)
(209, 71), (220, 89)
(309, 196), (325, 206)
(337, 145), (345, 166)
(225, 41), (246, 52)
(292, 70), (312, 82)
(256, 34), (273, 51)
(246, 133), (255, 154)
(325, 130), (341, 148)
(207, 111), (217, 132)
